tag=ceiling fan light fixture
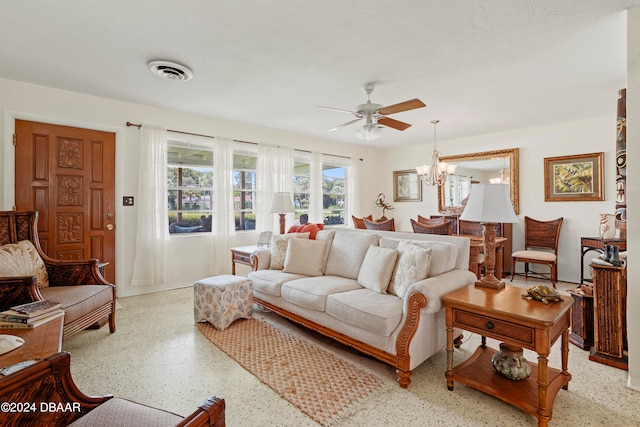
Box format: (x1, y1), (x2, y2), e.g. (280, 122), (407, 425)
(147, 60), (193, 82)
(356, 123), (382, 141)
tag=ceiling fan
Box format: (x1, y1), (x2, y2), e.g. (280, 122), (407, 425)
(318, 83), (426, 141)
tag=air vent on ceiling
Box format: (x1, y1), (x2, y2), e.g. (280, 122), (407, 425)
(147, 60), (193, 81)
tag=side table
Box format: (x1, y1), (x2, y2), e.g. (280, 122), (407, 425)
(0, 311), (64, 367)
(580, 237), (626, 283)
(230, 245), (258, 274)
(444, 285), (573, 427)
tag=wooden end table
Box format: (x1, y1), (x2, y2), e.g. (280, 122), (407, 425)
(0, 311), (64, 368)
(230, 245), (258, 274)
(444, 285), (573, 427)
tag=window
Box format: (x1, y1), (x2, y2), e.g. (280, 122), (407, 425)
(167, 141), (214, 234)
(293, 156), (311, 221)
(322, 161), (346, 225)
(233, 151), (257, 231)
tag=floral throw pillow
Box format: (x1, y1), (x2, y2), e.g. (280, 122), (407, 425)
(388, 242), (432, 299)
(0, 240), (49, 288)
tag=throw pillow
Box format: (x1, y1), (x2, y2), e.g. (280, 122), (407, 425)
(269, 232), (310, 270)
(283, 238), (327, 276)
(388, 242), (432, 299)
(0, 240), (49, 288)
(357, 245), (399, 293)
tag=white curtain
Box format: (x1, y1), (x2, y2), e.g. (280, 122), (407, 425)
(131, 125), (172, 286)
(309, 151), (324, 223)
(256, 145), (294, 232)
(209, 137), (235, 275)
(346, 157), (361, 224)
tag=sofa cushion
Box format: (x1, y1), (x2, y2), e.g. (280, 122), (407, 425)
(249, 270), (307, 297)
(283, 238), (327, 276)
(269, 232), (310, 270)
(326, 289), (403, 336)
(68, 397), (183, 427)
(315, 229), (336, 271)
(40, 285), (113, 325)
(380, 237), (457, 277)
(281, 276), (362, 312)
(0, 240), (49, 288)
(324, 232), (379, 279)
(388, 243), (432, 299)
(357, 245), (398, 293)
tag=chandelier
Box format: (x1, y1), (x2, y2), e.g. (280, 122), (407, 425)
(415, 120), (457, 186)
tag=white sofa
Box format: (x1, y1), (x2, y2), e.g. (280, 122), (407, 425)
(248, 227), (476, 388)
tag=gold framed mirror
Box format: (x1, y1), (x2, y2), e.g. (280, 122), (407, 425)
(437, 148), (519, 214)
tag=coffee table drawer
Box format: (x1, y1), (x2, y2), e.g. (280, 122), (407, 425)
(452, 309), (535, 347)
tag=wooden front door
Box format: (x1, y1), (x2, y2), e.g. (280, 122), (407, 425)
(14, 120), (116, 283)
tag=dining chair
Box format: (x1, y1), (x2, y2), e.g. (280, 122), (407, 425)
(416, 215), (446, 226)
(410, 219), (452, 235)
(363, 218), (395, 231)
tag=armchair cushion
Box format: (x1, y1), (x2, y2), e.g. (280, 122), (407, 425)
(40, 285), (114, 325)
(68, 398), (183, 427)
(0, 240), (49, 288)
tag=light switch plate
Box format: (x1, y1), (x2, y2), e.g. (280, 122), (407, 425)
(123, 196), (134, 206)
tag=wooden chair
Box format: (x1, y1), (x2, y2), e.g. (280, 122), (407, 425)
(416, 215), (446, 226)
(0, 211), (116, 339)
(351, 215), (373, 229)
(511, 216), (564, 288)
(0, 352), (225, 426)
(363, 218), (395, 231)
(410, 219), (452, 235)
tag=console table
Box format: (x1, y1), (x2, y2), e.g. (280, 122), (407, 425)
(580, 237), (626, 283)
(230, 245), (258, 274)
(444, 285), (572, 427)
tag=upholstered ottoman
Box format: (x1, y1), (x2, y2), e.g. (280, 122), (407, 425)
(194, 275), (253, 330)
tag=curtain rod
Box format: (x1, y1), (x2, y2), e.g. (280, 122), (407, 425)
(126, 121), (361, 161)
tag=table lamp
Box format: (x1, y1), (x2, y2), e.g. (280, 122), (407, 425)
(460, 184), (519, 289)
(269, 192), (295, 234)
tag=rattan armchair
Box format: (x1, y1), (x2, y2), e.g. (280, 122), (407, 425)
(0, 352), (225, 426)
(410, 219), (453, 235)
(0, 211), (116, 338)
(511, 216), (564, 288)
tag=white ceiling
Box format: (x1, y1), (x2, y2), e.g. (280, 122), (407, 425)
(1, 1), (638, 148)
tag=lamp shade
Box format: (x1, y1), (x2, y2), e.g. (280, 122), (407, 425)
(460, 184), (518, 223)
(269, 192), (295, 214)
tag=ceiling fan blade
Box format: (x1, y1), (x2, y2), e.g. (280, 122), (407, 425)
(328, 118), (362, 132)
(378, 98), (426, 115)
(377, 117), (412, 131)
(317, 106), (358, 114)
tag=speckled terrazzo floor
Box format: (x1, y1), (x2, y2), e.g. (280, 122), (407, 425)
(63, 279), (640, 427)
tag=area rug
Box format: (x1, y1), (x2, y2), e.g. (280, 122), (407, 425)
(197, 318), (387, 426)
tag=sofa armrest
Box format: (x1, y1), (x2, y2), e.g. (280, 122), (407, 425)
(42, 257), (112, 287)
(405, 269), (477, 314)
(250, 249), (271, 271)
(0, 276), (44, 311)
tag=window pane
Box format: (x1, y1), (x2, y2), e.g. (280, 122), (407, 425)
(233, 152), (257, 231)
(322, 163), (345, 225)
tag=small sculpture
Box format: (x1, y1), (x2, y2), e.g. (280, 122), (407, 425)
(522, 285), (563, 304)
(375, 193), (394, 221)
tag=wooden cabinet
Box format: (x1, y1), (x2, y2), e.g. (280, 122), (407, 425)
(589, 264), (628, 370)
(431, 214), (513, 276)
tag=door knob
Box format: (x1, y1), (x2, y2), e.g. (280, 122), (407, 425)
(106, 224), (114, 231)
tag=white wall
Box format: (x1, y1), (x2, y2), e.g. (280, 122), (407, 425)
(625, 5), (639, 391)
(0, 77), (377, 297)
(377, 116), (618, 284)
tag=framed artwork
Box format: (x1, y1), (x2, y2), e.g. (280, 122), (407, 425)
(544, 152), (604, 202)
(393, 169), (422, 202)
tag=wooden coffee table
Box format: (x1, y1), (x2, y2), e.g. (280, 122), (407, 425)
(0, 311), (64, 368)
(443, 285), (573, 427)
